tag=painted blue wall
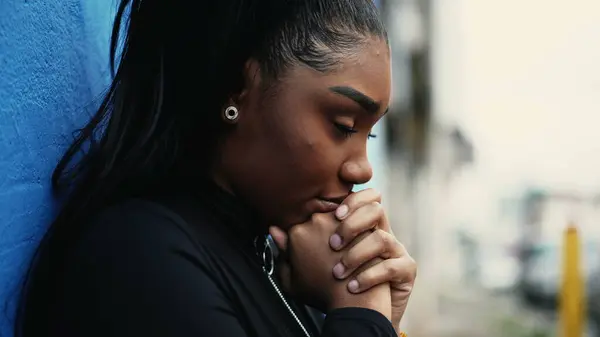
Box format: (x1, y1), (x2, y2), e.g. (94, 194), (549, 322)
(0, 1), (113, 335)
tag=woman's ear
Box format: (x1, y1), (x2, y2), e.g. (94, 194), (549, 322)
(231, 59), (262, 107)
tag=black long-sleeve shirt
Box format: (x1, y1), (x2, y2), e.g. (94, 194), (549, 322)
(50, 183), (396, 337)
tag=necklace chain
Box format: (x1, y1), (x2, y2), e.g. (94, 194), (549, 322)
(256, 236), (311, 337)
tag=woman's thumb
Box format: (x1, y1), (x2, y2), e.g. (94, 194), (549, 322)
(269, 226), (292, 293)
(269, 226), (288, 252)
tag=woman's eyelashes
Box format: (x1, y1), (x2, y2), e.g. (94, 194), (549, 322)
(334, 123), (377, 139)
(334, 123), (357, 138)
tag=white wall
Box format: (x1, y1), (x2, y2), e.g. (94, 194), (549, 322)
(432, 0), (600, 238)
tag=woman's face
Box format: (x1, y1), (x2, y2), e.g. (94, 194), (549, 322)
(216, 38), (391, 228)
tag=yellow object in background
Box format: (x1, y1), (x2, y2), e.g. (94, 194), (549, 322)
(559, 225), (586, 337)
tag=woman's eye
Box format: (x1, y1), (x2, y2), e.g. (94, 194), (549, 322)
(334, 123), (358, 138)
(334, 123), (377, 140)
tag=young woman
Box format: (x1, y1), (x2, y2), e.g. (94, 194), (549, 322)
(16, 1), (416, 336)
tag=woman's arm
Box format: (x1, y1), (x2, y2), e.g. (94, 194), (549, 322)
(323, 308), (396, 337)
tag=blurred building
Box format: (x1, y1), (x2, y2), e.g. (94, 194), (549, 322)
(380, 0), (600, 335)
(379, 0), (476, 335)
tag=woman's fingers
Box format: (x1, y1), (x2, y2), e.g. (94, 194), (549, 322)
(335, 188), (381, 221)
(269, 226), (289, 252)
(330, 201), (389, 251)
(269, 226), (293, 293)
(332, 229), (402, 279)
(348, 254), (417, 294)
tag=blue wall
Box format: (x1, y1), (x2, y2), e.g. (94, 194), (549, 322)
(0, 1), (113, 335)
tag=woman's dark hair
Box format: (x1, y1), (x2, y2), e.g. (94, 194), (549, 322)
(14, 0), (387, 335)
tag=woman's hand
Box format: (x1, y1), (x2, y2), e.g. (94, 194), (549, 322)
(269, 214), (392, 319)
(329, 189), (417, 331)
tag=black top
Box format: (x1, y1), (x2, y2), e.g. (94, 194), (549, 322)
(49, 182), (396, 337)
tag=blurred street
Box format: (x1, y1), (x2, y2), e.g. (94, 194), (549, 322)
(409, 284), (598, 337)
(414, 286), (555, 337)
(377, 0), (600, 336)
(386, 152), (599, 337)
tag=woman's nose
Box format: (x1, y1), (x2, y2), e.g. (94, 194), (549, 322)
(340, 157), (373, 185)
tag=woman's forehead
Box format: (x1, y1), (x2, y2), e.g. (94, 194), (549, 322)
(278, 40), (391, 108)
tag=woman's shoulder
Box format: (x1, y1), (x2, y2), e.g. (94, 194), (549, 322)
(71, 198), (218, 267)
(64, 196), (253, 295)
(83, 198), (195, 243)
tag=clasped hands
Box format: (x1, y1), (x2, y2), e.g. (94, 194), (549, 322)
(269, 188), (416, 330)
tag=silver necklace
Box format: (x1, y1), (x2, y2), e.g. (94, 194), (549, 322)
(255, 236), (311, 337)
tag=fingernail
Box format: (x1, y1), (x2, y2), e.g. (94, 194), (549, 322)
(333, 262), (346, 279)
(329, 234), (342, 249)
(335, 204), (349, 219)
(348, 279), (359, 293)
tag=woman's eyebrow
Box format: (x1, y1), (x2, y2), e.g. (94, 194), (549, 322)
(328, 86), (380, 114)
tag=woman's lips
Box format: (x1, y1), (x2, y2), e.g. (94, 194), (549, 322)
(311, 199), (341, 214)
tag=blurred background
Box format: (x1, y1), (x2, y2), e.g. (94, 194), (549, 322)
(1, 0), (599, 336)
(370, 0), (600, 336)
